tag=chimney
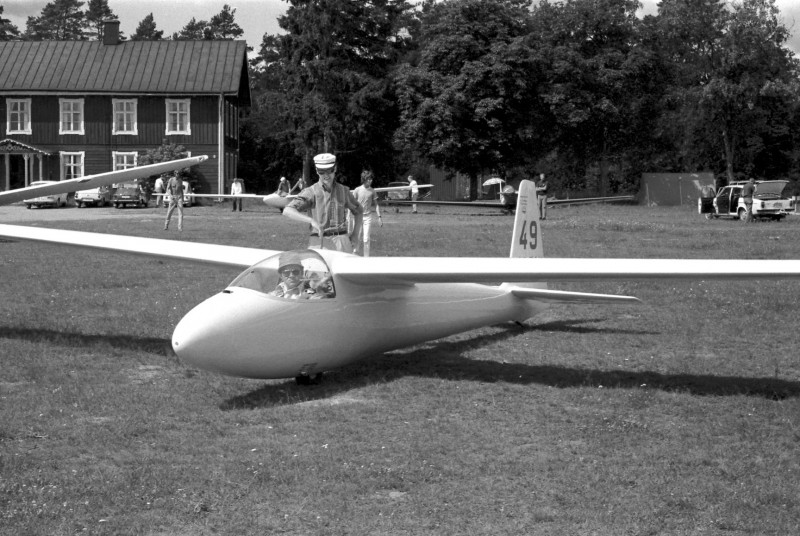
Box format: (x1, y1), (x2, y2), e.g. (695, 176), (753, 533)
(103, 19), (120, 45)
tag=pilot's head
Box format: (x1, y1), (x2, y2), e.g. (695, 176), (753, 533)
(278, 253), (304, 289)
(314, 153), (336, 189)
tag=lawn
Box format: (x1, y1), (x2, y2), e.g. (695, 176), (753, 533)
(1, 201), (799, 535)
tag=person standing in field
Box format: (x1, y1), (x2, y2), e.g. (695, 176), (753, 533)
(154, 174), (165, 208)
(408, 175), (419, 214)
(231, 178), (244, 212)
(351, 170), (383, 257)
(742, 177), (755, 223)
(537, 173), (549, 220)
(283, 153), (363, 252)
(163, 172), (184, 232)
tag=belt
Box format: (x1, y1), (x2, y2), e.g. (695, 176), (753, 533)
(311, 230), (347, 237)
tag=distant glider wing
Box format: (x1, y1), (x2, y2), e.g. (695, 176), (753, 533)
(0, 156), (208, 206)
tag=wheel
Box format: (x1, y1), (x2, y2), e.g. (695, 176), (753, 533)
(26, 204), (31, 209)
(114, 203), (120, 209)
(704, 212), (715, 220)
(738, 208), (747, 221)
(295, 373), (323, 386)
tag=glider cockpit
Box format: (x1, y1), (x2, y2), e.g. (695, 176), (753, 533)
(228, 249), (336, 300)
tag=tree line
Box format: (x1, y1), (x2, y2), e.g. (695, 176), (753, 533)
(3, 0), (799, 197)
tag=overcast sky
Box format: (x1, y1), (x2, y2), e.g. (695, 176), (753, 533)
(2, 0), (799, 53)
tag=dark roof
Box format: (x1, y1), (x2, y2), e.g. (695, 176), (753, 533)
(0, 40), (250, 105)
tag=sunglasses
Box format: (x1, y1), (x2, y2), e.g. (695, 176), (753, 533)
(281, 269), (302, 276)
(317, 169), (336, 177)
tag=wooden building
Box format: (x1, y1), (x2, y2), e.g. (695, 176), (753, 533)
(0, 20), (250, 195)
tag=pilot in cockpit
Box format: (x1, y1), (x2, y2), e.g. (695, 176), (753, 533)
(271, 252), (333, 300)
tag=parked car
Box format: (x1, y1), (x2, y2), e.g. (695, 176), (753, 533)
(75, 185), (114, 208)
(698, 180), (792, 221)
(112, 182), (147, 208)
(162, 180), (194, 207)
(23, 181), (68, 209)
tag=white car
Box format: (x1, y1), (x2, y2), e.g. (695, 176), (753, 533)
(699, 180), (792, 221)
(75, 185), (114, 208)
(23, 181), (69, 209)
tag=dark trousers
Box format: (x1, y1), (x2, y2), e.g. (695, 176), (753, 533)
(232, 198), (242, 211)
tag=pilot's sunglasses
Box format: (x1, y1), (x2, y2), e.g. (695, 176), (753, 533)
(317, 169), (335, 177)
(281, 269), (302, 276)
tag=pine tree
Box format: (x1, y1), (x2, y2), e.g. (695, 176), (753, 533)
(0, 5), (21, 40)
(208, 4), (243, 40)
(25, 0), (86, 40)
(131, 13), (164, 41)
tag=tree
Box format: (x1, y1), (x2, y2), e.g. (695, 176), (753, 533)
(657, 0), (799, 181)
(24, 0), (86, 40)
(394, 0), (543, 198)
(271, 0), (414, 183)
(138, 141), (199, 185)
(131, 13), (163, 41)
(0, 5), (21, 40)
(173, 17), (210, 40)
(84, 0), (118, 40)
(531, 0), (650, 195)
(208, 4), (243, 40)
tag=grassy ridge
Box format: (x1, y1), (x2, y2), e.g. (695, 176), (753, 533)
(1, 203), (800, 535)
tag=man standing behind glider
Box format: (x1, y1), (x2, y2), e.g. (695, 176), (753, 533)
(283, 153), (363, 252)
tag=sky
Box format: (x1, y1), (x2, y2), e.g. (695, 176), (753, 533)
(2, 0), (800, 53)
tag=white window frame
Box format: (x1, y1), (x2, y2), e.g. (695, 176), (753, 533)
(165, 98), (191, 135)
(112, 99), (138, 135)
(112, 151), (138, 171)
(60, 151), (85, 181)
(6, 98), (32, 134)
(59, 98), (85, 135)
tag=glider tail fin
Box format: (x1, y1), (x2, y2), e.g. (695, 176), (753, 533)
(503, 179), (546, 291)
(509, 179), (543, 259)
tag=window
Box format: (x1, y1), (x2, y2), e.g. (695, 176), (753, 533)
(112, 99), (137, 135)
(113, 151), (137, 170)
(61, 152), (84, 181)
(165, 98), (191, 135)
(7, 98), (31, 134)
(59, 98), (84, 135)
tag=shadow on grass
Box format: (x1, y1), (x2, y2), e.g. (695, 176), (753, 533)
(0, 326), (172, 355)
(222, 320), (799, 410)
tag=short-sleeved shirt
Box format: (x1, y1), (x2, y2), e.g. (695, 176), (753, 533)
(353, 185), (379, 215)
(742, 182), (755, 199)
(409, 180), (419, 195)
(286, 182), (361, 234)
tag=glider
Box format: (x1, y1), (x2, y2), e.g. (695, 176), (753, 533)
(190, 183), (434, 210)
(0, 156), (208, 206)
(386, 194), (635, 213)
(1, 174), (799, 383)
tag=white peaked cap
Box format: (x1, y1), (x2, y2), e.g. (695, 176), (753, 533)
(314, 153), (336, 170)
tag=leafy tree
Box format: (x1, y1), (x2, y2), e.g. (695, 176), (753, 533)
(130, 13), (163, 41)
(84, 0), (119, 40)
(24, 0), (86, 40)
(173, 17), (210, 40)
(394, 0), (543, 198)
(0, 5), (21, 40)
(269, 0), (414, 184)
(531, 0), (650, 195)
(656, 0), (799, 181)
(208, 4), (243, 40)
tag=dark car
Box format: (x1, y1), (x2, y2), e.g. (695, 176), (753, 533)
(112, 182), (148, 208)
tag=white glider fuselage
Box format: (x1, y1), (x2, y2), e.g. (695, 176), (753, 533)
(173, 263), (541, 379)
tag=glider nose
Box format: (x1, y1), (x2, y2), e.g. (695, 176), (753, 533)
(172, 290), (273, 377)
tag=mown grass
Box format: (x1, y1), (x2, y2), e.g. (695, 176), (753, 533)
(2, 201), (800, 535)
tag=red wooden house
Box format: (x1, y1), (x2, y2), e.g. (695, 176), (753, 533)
(0, 20), (250, 196)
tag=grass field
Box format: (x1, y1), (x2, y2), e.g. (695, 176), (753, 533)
(2, 201), (800, 535)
